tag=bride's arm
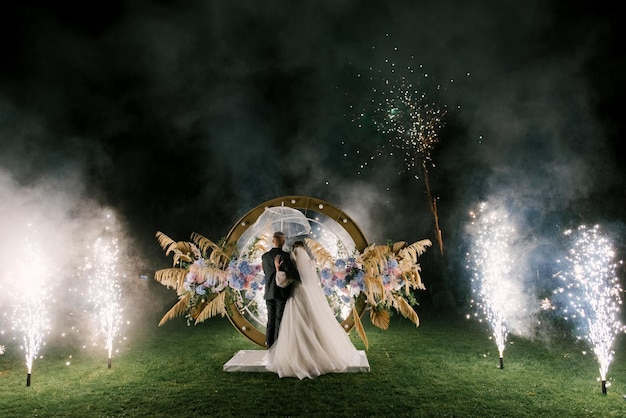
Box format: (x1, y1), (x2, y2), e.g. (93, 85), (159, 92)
(283, 250), (301, 282)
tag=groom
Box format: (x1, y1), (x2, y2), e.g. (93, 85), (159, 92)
(262, 231), (300, 348)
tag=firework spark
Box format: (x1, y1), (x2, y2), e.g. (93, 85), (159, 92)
(87, 233), (123, 369)
(466, 202), (525, 369)
(554, 225), (625, 394)
(354, 60), (447, 253)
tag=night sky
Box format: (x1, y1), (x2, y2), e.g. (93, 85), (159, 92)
(1, 1), (625, 308)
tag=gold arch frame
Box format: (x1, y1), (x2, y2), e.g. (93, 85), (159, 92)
(224, 196), (369, 348)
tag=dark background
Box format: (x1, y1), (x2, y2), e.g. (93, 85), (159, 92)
(1, 1), (624, 311)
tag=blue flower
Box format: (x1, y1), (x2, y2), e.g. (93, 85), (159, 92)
(229, 274), (244, 290)
(335, 259), (346, 269)
(320, 268), (333, 281)
(195, 285), (206, 295)
(239, 260), (253, 276)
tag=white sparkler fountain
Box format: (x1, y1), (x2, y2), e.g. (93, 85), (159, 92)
(555, 225), (625, 394)
(10, 229), (51, 387)
(466, 202), (522, 369)
(87, 230), (123, 369)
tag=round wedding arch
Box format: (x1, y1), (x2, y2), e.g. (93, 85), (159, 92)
(223, 196), (369, 347)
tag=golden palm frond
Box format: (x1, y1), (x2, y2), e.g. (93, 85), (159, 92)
(155, 232), (198, 267)
(394, 295), (420, 327)
(188, 242), (202, 260)
(398, 239), (432, 263)
(156, 231), (178, 255)
(401, 268), (426, 290)
(171, 249), (193, 266)
(158, 293), (192, 326)
(363, 274), (384, 305)
(190, 232), (218, 253)
(194, 292), (227, 325)
(360, 245), (391, 275)
(391, 241), (407, 254)
(305, 238), (334, 267)
(154, 268), (187, 292)
(369, 308), (390, 330)
(174, 241), (194, 255)
(190, 232), (230, 266)
(352, 305), (369, 350)
(190, 265), (228, 284)
(360, 244), (389, 260)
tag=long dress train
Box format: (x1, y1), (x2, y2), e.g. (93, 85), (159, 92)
(266, 247), (361, 379)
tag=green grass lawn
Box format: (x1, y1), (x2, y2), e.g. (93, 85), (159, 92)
(1, 310), (625, 417)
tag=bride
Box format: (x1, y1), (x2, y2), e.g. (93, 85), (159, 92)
(265, 240), (362, 379)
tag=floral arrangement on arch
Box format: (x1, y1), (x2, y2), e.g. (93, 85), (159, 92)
(153, 231), (431, 348)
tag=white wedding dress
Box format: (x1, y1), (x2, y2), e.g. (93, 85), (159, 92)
(266, 246), (362, 379)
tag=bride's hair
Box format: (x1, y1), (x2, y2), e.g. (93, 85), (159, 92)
(292, 240), (305, 249)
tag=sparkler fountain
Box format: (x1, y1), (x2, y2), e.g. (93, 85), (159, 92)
(555, 225), (625, 394)
(87, 232), (123, 369)
(10, 230), (51, 386)
(466, 202), (524, 369)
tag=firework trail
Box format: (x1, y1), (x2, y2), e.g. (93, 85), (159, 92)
(355, 60), (447, 253)
(87, 232), (123, 369)
(466, 202), (526, 369)
(554, 224), (625, 394)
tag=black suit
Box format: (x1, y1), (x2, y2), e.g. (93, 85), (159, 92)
(262, 246), (300, 347)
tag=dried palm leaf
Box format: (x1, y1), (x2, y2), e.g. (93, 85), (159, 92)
(190, 232), (221, 254)
(188, 243), (202, 259)
(171, 249), (193, 266)
(369, 308), (390, 330)
(304, 238), (334, 267)
(395, 295), (420, 327)
(398, 239), (432, 263)
(155, 231), (178, 257)
(352, 305), (369, 350)
(391, 241), (407, 254)
(174, 241), (194, 255)
(194, 292), (227, 324)
(401, 269), (425, 290)
(191, 232), (230, 266)
(358, 243), (378, 258)
(154, 268), (187, 292)
(360, 244), (389, 259)
(363, 274), (384, 304)
(190, 265), (228, 285)
(361, 245), (391, 275)
(158, 293), (192, 326)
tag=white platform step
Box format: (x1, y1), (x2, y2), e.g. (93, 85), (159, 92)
(223, 349), (370, 373)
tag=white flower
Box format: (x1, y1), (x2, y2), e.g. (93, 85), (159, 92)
(0, 345), (5, 355)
